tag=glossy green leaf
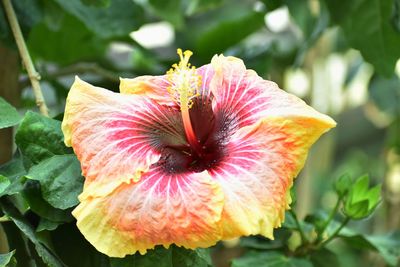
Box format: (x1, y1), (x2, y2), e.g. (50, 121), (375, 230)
(310, 248), (340, 267)
(26, 154), (83, 209)
(0, 250), (15, 267)
(340, 231), (400, 266)
(22, 180), (74, 223)
(110, 246), (212, 267)
(325, 0), (400, 76)
(15, 111), (72, 167)
(50, 224), (110, 267)
(0, 175), (11, 196)
(231, 251), (313, 267)
(240, 229), (291, 250)
(0, 200), (66, 267)
(0, 97), (21, 129)
(28, 14), (107, 65)
(0, 152), (26, 196)
(51, 0), (145, 38)
(367, 231), (400, 266)
(36, 218), (61, 232)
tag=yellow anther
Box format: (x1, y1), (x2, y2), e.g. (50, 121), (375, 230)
(166, 49), (202, 110)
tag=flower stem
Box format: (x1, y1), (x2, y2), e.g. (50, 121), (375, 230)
(318, 195), (343, 241)
(2, 0), (49, 116)
(319, 216), (350, 247)
(289, 209), (308, 244)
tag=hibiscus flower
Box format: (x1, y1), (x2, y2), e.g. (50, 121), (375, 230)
(62, 49), (335, 257)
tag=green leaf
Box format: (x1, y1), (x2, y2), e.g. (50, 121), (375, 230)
(26, 154), (83, 210)
(367, 231), (400, 266)
(194, 10), (265, 59)
(0, 175), (11, 196)
(325, 0), (400, 76)
(22, 180), (74, 223)
(393, 0), (400, 32)
(368, 74), (400, 118)
(110, 246), (212, 267)
(231, 251), (313, 267)
(0, 97), (21, 129)
(0, 200), (67, 267)
(0, 0), (42, 43)
(240, 229), (291, 250)
(0, 250), (15, 267)
(50, 224), (110, 267)
(304, 210), (328, 235)
(148, 0), (184, 28)
(28, 14), (107, 65)
(340, 231), (400, 266)
(82, 0), (110, 7)
(0, 152), (26, 196)
(51, 0), (145, 38)
(185, 0), (224, 15)
(260, 0), (283, 11)
(15, 111), (72, 167)
(310, 248), (340, 267)
(36, 218), (61, 232)
(287, 0), (330, 67)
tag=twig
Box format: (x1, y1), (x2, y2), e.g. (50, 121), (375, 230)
(318, 195), (343, 241)
(19, 63), (121, 89)
(2, 0), (49, 116)
(289, 209), (308, 244)
(319, 216), (350, 247)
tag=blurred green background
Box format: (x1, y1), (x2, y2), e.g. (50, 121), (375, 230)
(0, 0), (399, 266)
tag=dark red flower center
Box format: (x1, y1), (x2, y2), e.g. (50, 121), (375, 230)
(156, 97), (238, 174)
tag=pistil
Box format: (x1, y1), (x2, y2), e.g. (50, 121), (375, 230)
(166, 49), (204, 156)
(181, 104), (203, 155)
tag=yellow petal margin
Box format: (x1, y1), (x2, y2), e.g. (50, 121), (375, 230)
(207, 54), (336, 240)
(73, 168), (224, 257)
(62, 77), (166, 199)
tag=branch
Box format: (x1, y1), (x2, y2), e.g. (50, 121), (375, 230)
(289, 209), (308, 244)
(2, 0), (49, 116)
(19, 63), (122, 89)
(319, 216), (350, 247)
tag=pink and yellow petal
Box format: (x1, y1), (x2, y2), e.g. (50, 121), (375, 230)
(119, 75), (176, 106)
(73, 167), (224, 257)
(209, 54), (335, 128)
(210, 114), (335, 240)
(62, 77), (185, 199)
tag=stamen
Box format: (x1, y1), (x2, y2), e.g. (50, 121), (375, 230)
(167, 49), (203, 155)
(166, 49), (202, 108)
